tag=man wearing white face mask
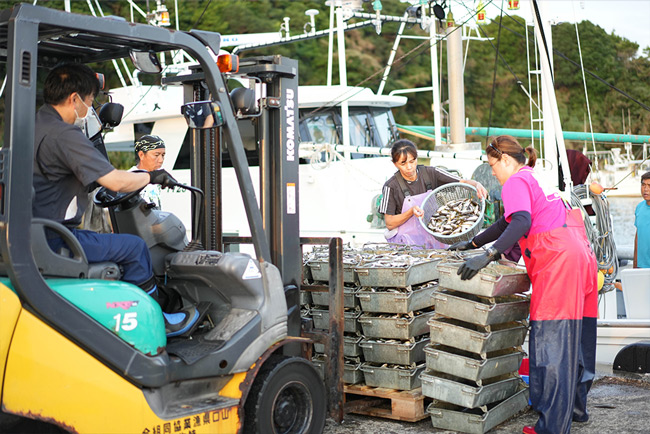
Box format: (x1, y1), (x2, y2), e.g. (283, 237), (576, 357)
(33, 63), (200, 337)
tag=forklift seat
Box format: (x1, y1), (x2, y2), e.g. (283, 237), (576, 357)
(31, 218), (121, 280)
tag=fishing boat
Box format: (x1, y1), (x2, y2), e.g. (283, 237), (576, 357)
(102, 0), (485, 245)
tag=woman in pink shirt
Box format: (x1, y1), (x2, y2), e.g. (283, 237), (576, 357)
(450, 136), (598, 434)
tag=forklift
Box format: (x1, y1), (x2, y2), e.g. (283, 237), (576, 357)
(0, 4), (342, 433)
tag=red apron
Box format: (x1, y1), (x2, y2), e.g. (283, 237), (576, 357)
(520, 208), (598, 434)
(519, 208), (598, 321)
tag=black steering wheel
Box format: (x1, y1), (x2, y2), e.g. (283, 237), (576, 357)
(93, 185), (143, 208)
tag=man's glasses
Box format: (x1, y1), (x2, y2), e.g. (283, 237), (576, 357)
(488, 143), (502, 155)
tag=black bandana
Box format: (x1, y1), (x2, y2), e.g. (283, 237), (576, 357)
(135, 135), (165, 153)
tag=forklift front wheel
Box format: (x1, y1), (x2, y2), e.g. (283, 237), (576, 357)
(243, 355), (326, 434)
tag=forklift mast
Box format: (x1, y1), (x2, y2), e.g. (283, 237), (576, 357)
(171, 56), (301, 288)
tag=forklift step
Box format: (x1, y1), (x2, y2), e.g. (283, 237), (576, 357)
(166, 337), (225, 365)
(343, 384), (430, 422)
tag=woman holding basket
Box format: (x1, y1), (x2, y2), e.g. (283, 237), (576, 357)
(379, 139), (487, 249)
(451, 135), (598, 434)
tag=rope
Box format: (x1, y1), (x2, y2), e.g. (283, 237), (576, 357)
(486, 0), (505, 143)
(492, 6), (650, 113)
(570, 184), (617, 293)
(572, 1), (599, 172)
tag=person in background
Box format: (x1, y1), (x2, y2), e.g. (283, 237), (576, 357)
(566, 149), (592, 186)
(450, 135), (598, 434)
(379, 139), (487, 249)
(634, 171), (650, 268)
(129, 134), (166, 209)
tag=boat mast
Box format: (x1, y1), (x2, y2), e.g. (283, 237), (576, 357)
(446, 15), (466, 146)
(429, 11), (443, 150)
(530, 0), (572, 192)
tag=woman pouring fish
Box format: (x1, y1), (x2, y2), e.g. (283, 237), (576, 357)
(450, 135), (597, 434)
(379, 139), (487, 249)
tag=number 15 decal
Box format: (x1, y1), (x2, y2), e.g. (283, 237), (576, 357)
(113, 312), (138, 332)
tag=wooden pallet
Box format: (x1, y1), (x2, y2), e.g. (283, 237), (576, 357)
(343, 384), (430, 422)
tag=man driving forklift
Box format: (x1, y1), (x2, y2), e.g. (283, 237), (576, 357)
(33, 63), (198, 337)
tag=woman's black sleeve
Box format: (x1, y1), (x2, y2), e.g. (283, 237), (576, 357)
(472, 216), (509, 247)
(492, 211), (531, 253)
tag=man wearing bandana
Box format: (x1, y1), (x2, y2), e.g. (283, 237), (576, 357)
(129, 135), (166, 209)
(33, 64), (200, 337)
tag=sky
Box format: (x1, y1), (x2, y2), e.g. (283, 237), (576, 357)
(454, 0), (650, 55)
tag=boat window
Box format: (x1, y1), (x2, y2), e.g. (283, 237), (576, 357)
(372, 109), (395, 148)
(302, 113), (339, 145)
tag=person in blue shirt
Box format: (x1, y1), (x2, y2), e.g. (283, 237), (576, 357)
(634, 172), (650, 268)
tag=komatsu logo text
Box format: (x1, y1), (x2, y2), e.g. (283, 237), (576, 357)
(285, 89), (295, 161)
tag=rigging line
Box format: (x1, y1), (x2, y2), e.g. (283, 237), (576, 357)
(192, 0), (213, 30)
(486, 0), (506, 144)
(572, 1), (599, 172)
(305, 2), (490, 119)
(494, 7), (650, 113)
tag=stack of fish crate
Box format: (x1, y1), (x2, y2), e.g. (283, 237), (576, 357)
(420, 260), (531, 434)
(354, 251), (442, 391)
(304, 245), (365, 385)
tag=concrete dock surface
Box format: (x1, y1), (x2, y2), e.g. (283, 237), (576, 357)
(325, 369), (650, 434)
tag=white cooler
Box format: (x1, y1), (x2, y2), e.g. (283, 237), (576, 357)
(621, 268), (650, 319)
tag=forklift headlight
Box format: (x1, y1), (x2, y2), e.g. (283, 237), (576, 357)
(181, 101), (224, 129)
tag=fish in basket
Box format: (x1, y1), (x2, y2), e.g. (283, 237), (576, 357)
(419, 182), (485, 245)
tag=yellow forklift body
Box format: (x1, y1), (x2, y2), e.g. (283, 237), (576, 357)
(2, 307), (245, 434)
(0, 283), (21, 390)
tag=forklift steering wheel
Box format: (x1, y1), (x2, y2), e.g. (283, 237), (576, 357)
(93, 186), (143, 208)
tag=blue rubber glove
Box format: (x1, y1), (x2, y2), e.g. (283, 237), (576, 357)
(457, 247), (500, 280)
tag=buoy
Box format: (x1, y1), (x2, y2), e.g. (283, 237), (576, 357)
(597, 270), (605, 291)
(590, 182), (604, 195)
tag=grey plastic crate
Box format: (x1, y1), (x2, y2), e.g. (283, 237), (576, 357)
(300, 290), (312, 306)
(420, 371), (521, 408)
(427, 386), (529, 434)
(314, 335), (363, 358)
(428, 317), (528, 358)
(359, 337), (430, 365)
(311, 308), (361, 334)
(433, 289), (530, 326)
(311, 355), (364, 385)
(437, 261), (530, 297)
(359, 310), (435, 340)
(355, 259), (440, 288)
(424, 344), (524, 382)
(302, 261), (313, 284)
(311, 286), (359, 309)
(360, 362), (425, 391)
(357, 281), (437, 314)
(309, 260), (356, 284)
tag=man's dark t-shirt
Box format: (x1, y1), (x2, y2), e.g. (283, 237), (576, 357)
(33, 104), (114, 228)
(379, 166), (459, 215)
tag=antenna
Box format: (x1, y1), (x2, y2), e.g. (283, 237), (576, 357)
(305, 9), (319, 35)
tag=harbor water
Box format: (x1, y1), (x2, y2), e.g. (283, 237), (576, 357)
(608, 196), (639, 250)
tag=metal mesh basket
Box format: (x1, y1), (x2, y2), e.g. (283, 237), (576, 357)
(418, 182), (485, 245)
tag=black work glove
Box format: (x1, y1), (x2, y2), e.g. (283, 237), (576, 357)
(448, 239), (476, 251)
(149, 169), (178, 189)
(457, 247), (501, 280)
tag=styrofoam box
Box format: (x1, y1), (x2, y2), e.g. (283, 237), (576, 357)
(621, 268), (650, 319)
